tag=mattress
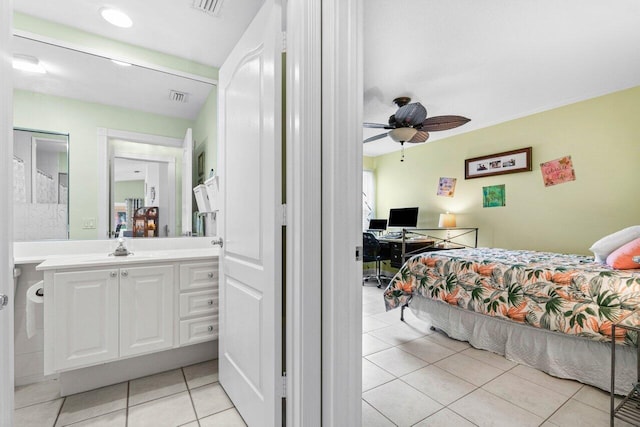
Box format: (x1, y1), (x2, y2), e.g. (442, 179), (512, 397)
(383, 248), (640, 345)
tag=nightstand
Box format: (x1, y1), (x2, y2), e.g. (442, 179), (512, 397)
(610, 309), (640, 426)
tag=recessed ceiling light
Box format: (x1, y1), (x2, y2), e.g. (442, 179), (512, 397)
(13, 54), (47, 74)
(100, 7), (133, 28)
(111, 59), (132, 67)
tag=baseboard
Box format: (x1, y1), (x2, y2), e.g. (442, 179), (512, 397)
(59, 340), (217, 396)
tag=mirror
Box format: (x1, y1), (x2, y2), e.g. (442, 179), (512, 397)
(12, 128), (69, 241)
(12, 34), (216, 240)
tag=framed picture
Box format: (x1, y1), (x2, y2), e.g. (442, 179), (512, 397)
(482, 184), (506, 208)
(465, 147), (532, 179)
(197, 152), (205, 178)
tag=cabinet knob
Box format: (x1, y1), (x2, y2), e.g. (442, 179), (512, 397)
(208, 299), (214, 305)
(110, 271), (117, 278)
(207, 325), (214, 332)
(121, 271), (128, 277)
(208, 272), (214, 279)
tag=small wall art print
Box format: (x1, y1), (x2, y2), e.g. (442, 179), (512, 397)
(437, 177), (457, 197)
(465, 147), (532, 179)
(540, 155), (576, 187)
(483, 184), (506, 208)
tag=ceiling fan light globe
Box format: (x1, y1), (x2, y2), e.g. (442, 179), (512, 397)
(389, 127), (418, 143)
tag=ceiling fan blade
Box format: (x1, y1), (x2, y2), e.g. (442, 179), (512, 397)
(395, 102), (427, 127)
(420, 115), (471, 132)
(363, 122), (392, 129)
(407, 130), (429, 143)
(363, 132), (388, 143)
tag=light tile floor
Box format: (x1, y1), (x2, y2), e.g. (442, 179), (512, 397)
(14, 360), (246, 427)
(361, 284), (633, 427)
(13, 286), (633, 426)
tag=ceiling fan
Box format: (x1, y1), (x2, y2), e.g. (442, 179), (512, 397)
(363, 97), (470, 161)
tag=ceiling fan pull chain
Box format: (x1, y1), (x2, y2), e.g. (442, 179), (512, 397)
(400, 143), (405, 162)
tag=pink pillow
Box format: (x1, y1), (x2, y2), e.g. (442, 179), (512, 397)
(606, 237), (640, 269)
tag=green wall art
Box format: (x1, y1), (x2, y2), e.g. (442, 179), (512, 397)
(482, 184), (506, 208)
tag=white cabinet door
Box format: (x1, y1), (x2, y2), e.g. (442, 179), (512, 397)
(119, 265), (174, 357)
(53, 269), (119, 371)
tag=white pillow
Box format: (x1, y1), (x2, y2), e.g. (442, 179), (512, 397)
(590, 226), (640, 263)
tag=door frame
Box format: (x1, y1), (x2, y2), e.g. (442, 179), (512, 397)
(285, 0), (362, 425)
(0, 0), (14, 425)
(97, 127), (185, 238)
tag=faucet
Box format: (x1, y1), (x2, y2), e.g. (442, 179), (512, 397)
(112, 238), (132, 256)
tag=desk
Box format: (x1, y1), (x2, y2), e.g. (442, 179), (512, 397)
(378, 227), (478, 268)
(378, 237), (440, 268)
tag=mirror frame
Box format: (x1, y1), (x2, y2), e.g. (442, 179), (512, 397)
(97, 127), (189, 239)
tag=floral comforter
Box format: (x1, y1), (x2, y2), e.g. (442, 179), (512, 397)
(383, 248), (640, 345)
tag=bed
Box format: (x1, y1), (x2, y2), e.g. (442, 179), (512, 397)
(383, 247), (640, 394)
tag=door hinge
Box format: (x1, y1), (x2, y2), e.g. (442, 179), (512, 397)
(281, 373), (287, 398)
(281, 204), (287, 226)
(355, 246), (363, 261)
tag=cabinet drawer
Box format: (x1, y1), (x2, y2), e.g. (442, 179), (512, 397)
(180, 290), (217, 318)
(179, 316), (218, 345)
(180, 261), (218, 291)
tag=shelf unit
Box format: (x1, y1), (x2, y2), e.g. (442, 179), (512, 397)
(133, 206), (159, 238)
(611, 309), (640, 426)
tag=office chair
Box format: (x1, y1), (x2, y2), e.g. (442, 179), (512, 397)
(362, 232), (389, 288)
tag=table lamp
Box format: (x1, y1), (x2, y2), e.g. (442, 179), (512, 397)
(438, 212), (456, 247)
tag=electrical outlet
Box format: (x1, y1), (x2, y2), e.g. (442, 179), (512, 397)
(82, 217), (96, 229)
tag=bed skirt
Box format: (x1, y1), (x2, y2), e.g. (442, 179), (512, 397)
(409, 296), (637, 395)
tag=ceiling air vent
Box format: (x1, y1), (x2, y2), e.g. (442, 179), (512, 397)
(192, 0), (225, 16)
(169, 90), (189, 103)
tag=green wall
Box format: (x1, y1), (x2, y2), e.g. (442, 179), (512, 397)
(114, 180), (145, 201)
(372, 86), (640, 255)
(193, 86), (219, 184)
(14, 89), (194, 239)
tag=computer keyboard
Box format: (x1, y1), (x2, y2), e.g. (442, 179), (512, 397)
(384, 232), (403, 239)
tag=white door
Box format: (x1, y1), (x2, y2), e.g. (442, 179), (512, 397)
(182, 128), (193, 236)
(120, 265), (174, 357)
(53, 269), (119, 371)
(218, 0), (283, 425)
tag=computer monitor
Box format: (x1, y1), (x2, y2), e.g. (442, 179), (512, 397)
(388, 207), (419, 228)
(368, 219), (387, 231)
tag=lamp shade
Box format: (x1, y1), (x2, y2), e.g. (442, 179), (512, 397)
(389, 127), (418, 143)
(438, 212), (456, 228)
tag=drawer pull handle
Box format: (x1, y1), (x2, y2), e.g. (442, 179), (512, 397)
(207, 299), (214, 305)
(121, 271), (128, 277)
(208, 272), (214, 279)
(110, 271), (117, 278)
(207, 325), (214, 332)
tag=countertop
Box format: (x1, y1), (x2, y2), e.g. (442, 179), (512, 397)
(35, 248), (219, 271)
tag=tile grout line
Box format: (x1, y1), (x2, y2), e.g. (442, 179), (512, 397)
(125, 380), (130, 427)
(361, 397), (398, 426)
(52, 396), (65, 427)
(181, 367), (201, 425)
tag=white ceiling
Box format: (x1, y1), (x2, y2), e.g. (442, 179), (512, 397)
(11, 0), (640, 152)
(363, 0), (640, 156)
(13, 0), (265, 68)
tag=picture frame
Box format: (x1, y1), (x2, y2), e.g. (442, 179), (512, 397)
(465, 147), (532, 179)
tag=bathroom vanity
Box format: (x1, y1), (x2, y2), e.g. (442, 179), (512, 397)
(31, 245), (219, 393)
